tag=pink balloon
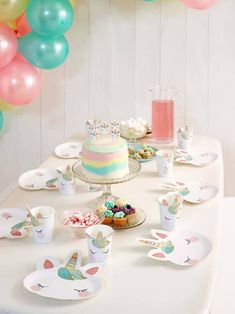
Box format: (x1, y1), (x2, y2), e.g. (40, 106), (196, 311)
(15, 12), (31, 37)
(0, 54), (40, 106)
(179, 0), (218, 9)
(15, 51), (27, 61)
(0, 23), (18, 69)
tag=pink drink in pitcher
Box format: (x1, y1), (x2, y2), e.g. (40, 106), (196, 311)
(150, 85), (175, 143)
(152, 99), (174, 142)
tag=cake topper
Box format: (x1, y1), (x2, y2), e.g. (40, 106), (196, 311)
(110, 121), (120, 138)
(85, 120), (121, 139)
(85, 120), (100, 141)
(100, 122), (110, 135)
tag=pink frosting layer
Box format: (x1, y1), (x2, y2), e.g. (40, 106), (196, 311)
(82, 146), (127, 162)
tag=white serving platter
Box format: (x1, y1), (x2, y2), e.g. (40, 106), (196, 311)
(137, 229), (212, 266)
(18, 169), (58, 191)
(55, 142), (82, 159)
(175, 151), (217, 167)
(0, 208), (28, 239)
(23, 251), (103, 300)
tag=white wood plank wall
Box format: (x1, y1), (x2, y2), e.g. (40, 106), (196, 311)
(0, 0), (233, 201)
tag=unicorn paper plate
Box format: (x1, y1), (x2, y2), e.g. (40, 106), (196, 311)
(175, 151), (217, 167)
(137, 229), (212, 266)
(24, 250), (103, 300)
(0, 208), (28, 239)
(55, 142), (82, 159)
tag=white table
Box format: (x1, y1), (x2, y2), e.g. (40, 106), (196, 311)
(0, 134), (223, 314)
(211, 197), (234, 314)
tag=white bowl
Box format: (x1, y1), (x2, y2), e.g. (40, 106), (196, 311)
(120, 127), (147, 140)
(59, 209), (103, 238)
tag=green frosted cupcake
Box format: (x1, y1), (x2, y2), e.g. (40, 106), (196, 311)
(113, 211), (127, 228)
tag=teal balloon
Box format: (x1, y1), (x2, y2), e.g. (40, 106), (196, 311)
(26, 0), (74, 36)
(18, 32), (69, 70)
(0, 111), (3, 131)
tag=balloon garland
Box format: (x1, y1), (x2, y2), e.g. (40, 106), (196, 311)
(0, 0), (218, 133)
(143, 0), (218, 8)
(179, 0), (218, 9)
(0, 110), (3, 131)
(0, 0), (75, 133)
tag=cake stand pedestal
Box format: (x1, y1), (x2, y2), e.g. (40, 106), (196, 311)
(72, 159), (141, 208)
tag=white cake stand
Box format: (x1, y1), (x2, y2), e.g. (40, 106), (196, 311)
(72, 159), (141, 208)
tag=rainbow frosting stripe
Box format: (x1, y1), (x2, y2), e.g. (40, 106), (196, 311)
(81, 137), (129, 179)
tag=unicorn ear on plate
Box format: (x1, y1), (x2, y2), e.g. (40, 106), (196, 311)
(36, 257), (60, 271)
(147, 249), (169, 262)
(82, 263), (104, 278)
(151, 229), (170, 240)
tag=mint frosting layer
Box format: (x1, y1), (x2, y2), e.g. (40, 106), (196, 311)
(82, 161), (128, 176)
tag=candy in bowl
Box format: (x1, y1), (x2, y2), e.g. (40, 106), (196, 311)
(59, 209), (103, 238)
(120, 118), (147, 141)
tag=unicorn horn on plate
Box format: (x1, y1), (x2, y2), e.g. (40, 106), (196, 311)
(65, 252), (78, 271)
(58, 252), (85, 280)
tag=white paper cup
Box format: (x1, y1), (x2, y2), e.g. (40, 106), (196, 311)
(156, 151), (174, 178)
(158, 192), (183, 231)
(31, 206), (55, 244)
(85, 225), (113, 263)
(57, 165), (76, 196)
(177, 127), (193, 150)
(177, 134), (192, 150)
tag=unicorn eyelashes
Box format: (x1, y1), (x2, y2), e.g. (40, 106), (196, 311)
(89, 248), (110, 255)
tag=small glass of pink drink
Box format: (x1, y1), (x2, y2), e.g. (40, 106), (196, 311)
(150, 85), (175, 143)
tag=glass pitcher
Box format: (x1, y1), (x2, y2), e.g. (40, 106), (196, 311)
(150, 85), (177, 143)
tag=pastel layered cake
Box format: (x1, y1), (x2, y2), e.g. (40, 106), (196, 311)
(81, 136), (129, 179)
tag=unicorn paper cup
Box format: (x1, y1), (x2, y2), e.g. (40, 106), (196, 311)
(31, 206), (55, 244)
(156, 150), (174, 178)
(158, 192), (183, 231)
(57, 165), (76, 196)
(85, 225), (113, 263)
(177, 126), (193, 150)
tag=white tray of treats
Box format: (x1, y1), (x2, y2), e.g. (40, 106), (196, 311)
(96, 199), (146, 230)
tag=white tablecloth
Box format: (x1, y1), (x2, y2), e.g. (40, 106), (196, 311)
(0, 134), (223, 314)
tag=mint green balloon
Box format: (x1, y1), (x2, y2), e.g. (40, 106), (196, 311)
(18, 32), (69, 70)
(0, 111), (3, 131)
(26, 0), (74, 37)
